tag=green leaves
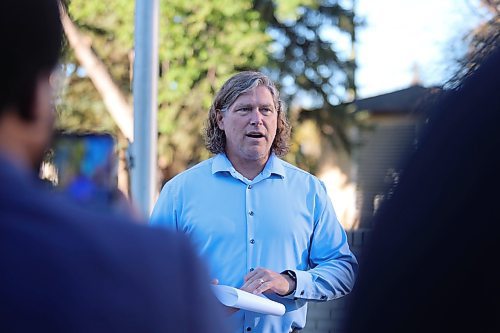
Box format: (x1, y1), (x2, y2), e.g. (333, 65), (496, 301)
(273, 0), (316, 22)
(59, 0), (357, 180)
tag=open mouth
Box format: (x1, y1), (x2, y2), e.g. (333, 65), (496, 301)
(246, 132), (265, 139)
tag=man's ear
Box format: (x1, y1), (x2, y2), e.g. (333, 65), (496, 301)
(215, 109), (224, 130)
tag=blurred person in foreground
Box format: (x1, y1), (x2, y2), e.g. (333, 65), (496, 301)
(151, 71), (358, 333)
(0, 1), (227, 332)
(346, 46), (500, 332)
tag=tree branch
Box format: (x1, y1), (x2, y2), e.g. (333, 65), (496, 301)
(59, 5), (134, 141)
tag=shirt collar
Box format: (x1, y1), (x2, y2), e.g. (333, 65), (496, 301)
(261, 153), (285, 179)
(211, 153), (285, 179)
(212, 153), (234, 174)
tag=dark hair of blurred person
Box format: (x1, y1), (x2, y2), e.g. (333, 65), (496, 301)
(0, 0), (62, 170)
(0, 1), (228, 332)
(346, 45), (500, 332)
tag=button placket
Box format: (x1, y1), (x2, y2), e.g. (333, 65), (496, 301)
(245, 182), (255, 275)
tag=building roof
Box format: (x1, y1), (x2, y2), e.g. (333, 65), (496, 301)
(354, 85), (438, 114)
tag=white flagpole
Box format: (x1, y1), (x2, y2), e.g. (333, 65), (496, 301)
(131, 0), (159, 217)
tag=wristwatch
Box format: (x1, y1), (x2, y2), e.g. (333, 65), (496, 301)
(280, 270), (297, 296)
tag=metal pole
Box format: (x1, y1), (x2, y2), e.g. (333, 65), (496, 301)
(131, 0), (159, 217)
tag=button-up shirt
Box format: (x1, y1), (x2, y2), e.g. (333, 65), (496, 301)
(150, 153), (358, 333)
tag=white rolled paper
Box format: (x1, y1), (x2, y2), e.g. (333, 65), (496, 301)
(211, 284), (286, 316)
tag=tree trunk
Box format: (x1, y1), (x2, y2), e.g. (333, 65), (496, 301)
(59, 6), (134, 142)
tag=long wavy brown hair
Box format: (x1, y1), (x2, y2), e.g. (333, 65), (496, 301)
(204, 71), (291, 157)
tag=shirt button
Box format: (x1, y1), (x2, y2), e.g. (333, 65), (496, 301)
(300, 290), (305, 296)
(250, 268), (254, 272)
(321, 295), (327, 300)
(248, 185), (252, 189)
(246, 328), (252, 331)
(250, 239), (255, 244)
(249, 211), (254, 216)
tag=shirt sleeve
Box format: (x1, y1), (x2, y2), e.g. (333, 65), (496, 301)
(289, 181), (358, 301)
(150, 182), (178, 230)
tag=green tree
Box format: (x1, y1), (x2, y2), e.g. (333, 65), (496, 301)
(254, 0), (358, 172)
(58, 0), (357, 184)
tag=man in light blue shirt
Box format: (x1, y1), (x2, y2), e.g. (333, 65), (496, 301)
(151, 71), (358, 333)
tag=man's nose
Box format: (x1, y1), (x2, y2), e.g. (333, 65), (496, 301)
(249, 109), (263, 125)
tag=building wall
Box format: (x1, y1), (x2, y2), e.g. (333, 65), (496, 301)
(317, 146), (357, 231)
(317, 114), (420, 230)
(355, 115), (419, 228)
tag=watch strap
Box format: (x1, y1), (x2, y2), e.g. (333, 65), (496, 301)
(280, 270), (297, 296)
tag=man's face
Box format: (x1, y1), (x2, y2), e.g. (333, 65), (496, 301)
(216, 85), (278, 166)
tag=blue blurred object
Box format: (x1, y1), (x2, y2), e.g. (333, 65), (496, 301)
(52, 133), (117, 210)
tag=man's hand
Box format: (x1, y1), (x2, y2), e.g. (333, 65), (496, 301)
(241, 267), (296, 296)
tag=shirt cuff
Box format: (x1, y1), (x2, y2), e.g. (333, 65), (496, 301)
(290, 269), (311, 299)
(277, 269), (310, 300)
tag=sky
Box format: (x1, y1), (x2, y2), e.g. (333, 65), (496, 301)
(354, 0), (489, 98)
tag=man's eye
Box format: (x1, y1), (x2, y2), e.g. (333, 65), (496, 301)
(261, 108), (273, 114)
(237, 108), (251, 113)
